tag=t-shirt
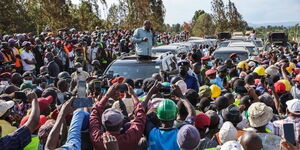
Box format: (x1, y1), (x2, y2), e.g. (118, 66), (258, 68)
(21, 50), (35, 71)
(0, 120), (17, 137)
(291, 86), (300, 99)
(148, 128), (180, 150)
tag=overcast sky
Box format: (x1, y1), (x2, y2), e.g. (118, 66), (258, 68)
(73, 0), (300, 25)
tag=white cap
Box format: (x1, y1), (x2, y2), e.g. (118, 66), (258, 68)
(286, 99), (300, 115)
(220, 141), (244, 150)
(0, 100), (15, 117)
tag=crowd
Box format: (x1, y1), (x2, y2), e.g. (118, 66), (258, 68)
(0, 20), (299, 150)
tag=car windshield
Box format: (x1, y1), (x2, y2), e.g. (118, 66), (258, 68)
(255, 41), (263, 47)
(218, 41), (230, 47)
(213, 51), (249, 62)
(106, 63), (160, 79)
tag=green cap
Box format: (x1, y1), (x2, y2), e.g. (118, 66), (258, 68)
(157, 99), (178, 121)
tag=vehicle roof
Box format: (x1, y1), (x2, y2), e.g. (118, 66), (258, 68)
(229, 41), (255, 47)
(215, 46), (249, 52)
(152, 45), (181, 50)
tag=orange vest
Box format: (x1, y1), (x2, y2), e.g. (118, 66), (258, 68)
(12, 48), (21, 68)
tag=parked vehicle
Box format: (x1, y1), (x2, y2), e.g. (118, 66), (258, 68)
(212, 47), (250, 62)
(152, 45), (187, 55)
(228, 41), (258, 55)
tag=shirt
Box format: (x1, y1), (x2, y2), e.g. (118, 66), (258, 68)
(89, 96), (146, 150)
(273, 116), (300, 144)
(132, 28), (154, 56)
(112, 98), (135, 115)
(71, 71), (90, 82)
(0, 126), (31, 150)
(183, 74), (199, 92)
(21, 50), (35, 71)
(291, 86), (300, 99)
(148, 128), (180, 150)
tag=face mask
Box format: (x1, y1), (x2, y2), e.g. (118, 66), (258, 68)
(77, 67), (83, 72)
(44, 58), (48, 64)
(1, 81), (9, 86)
(207, 61), (213, 67)
(210, 78), (217, 84)
(23, 80), (32, 84)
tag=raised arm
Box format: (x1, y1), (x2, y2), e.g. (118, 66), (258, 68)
(45, 98), (75, 150)
(24, 92), (40, 133)
(173, 84), (196, 117)
(89, 84), (119, 144)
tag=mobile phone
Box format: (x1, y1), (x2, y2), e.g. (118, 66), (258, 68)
(15, 91), (27, 101)
(94, 81), (102, 95)
(77, 81), (86, 98)
(72, 98), (93, 108)
(119, 84), (128, 92)
(283, 123), (297, 146)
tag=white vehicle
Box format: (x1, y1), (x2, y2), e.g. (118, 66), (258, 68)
(188, 37), (203, 41)
(228, 41), (258, 56)
(212, 47), (250, 62)
(188, 39), (214, 47)
(254, 39), (264, 51)
(152, 45), (187, 56)
(169, 42), (194, 52)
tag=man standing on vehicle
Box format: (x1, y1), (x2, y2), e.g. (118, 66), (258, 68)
(132, 20), (154, 60)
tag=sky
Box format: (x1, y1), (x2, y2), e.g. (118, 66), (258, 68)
(73, 0), (300, 25)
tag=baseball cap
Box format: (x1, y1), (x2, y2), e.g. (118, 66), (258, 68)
(274, 81), (286, 93)
(265, 65), (279, 76)
(195, 113), (211, 129)
(0, 100), (14, 117)
(38, 96), (53, 114)
(286, 99), (300, 115)
(205, 69), (217, 76)
(219, 121), (238, 144)
(20, 115), (47, 131)
(248, 102), (273, 128)
(0, 72), (12, 79)
(157, 99), (178, 121)
(220, 141), (244, 150)
(230, 53), (237, 57)
(177, 124), (200, 150)
(102, 108), (124, 127)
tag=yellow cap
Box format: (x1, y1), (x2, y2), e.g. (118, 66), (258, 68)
(286, 63), (295, 74)
(253, 66), (266, 76)
(210, 84), (221, 98)
(237, 61), (249, 70)
(279, 79), (292, 91)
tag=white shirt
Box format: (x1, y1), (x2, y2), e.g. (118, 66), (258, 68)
(21, 50), (35, 71)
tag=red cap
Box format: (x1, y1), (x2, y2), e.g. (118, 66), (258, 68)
(201, 56), (211, 61)
(195, 113), (211, 129)
(20, 115), (47, 131)
(274, 81), (286, 93)
(111, 77), (125, 84)
(38, 96), (53, 113)
(230, 53), (237, 57)
(293, 74), (300, 82)
(294, 68), (300, 74)
(205, 69), (217, 76)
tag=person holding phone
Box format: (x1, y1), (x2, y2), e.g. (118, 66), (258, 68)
(273, 99), (300, 147)
(89, 83), (146, 150)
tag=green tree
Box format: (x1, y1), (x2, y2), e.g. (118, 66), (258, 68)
(226, 0), (246, 32)
(192, 13), (215, 37)
(192, 10), (205, 25)
(211, 0), (228, 32)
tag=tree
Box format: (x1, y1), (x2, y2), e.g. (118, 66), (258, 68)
(227, 0), (246, 32)
(192, 13), (215, 37)
(192, 10), (205, 25)
(211, 0), (228, 32)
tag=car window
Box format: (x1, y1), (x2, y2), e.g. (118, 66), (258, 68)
(106, 63), (160, 79)
(245, 46), (257, 54)
(218, 42), (229, 47)
(255, 41), (263, 47)
(213, 51), (249, 62)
